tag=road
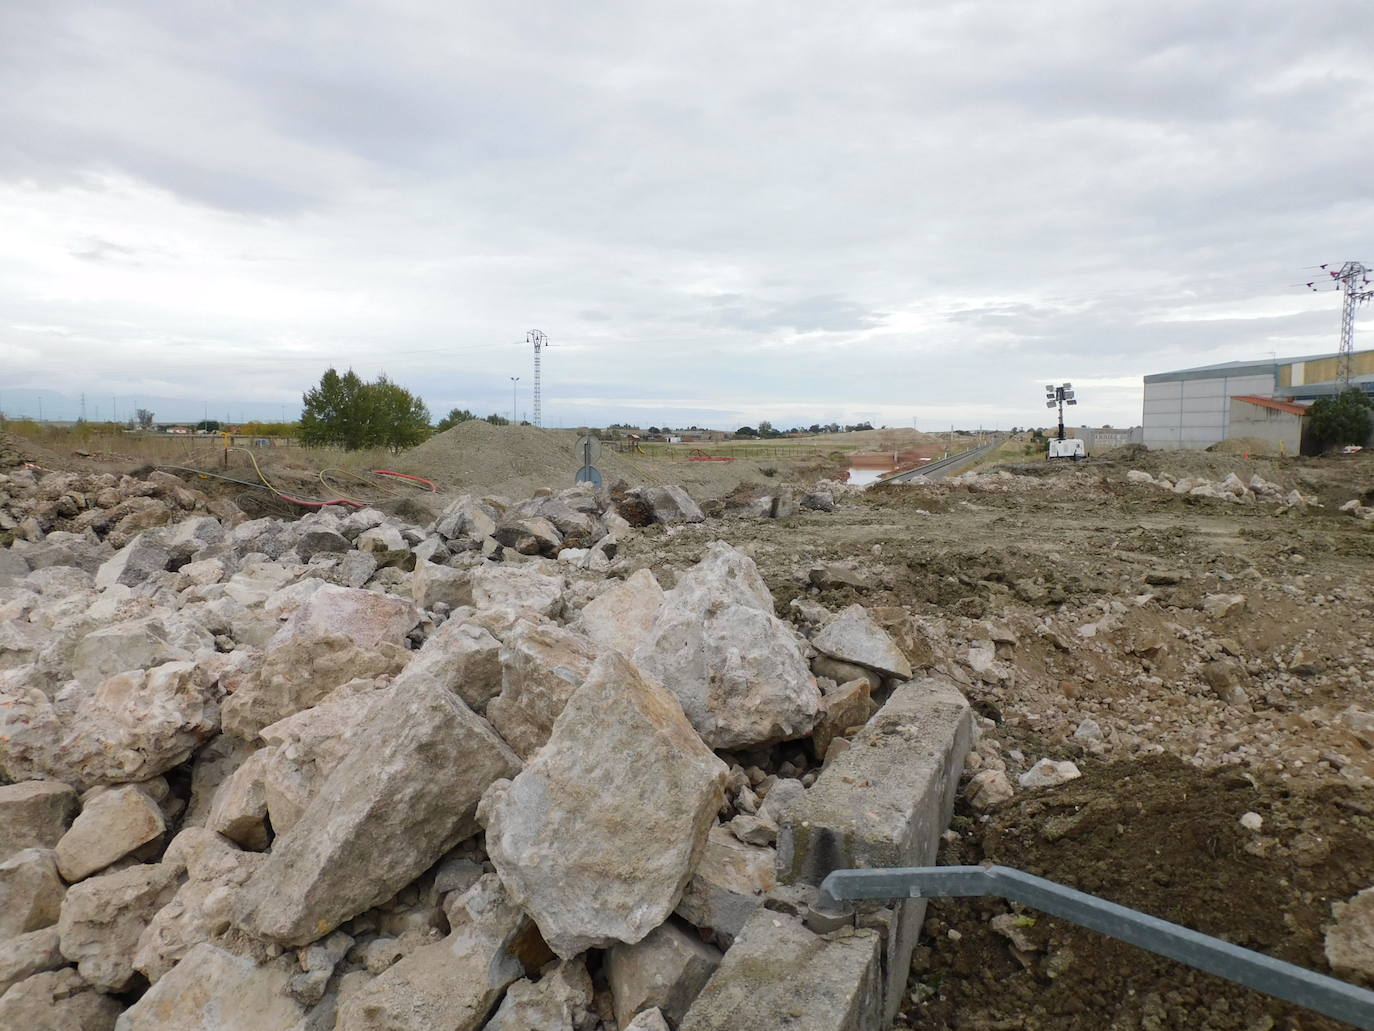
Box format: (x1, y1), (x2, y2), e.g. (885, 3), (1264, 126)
(878, 437), (1005, 484)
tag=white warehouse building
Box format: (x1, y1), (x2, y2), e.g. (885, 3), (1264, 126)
(1142, 348), (1374, 450)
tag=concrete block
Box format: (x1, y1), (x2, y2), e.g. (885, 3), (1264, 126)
(607, 917), (721, 1028)
(775, 676), (972, 1025)
(678, 907), (881, 1031)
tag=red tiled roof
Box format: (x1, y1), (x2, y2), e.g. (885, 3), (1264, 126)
(1231, 395), (1309, 416)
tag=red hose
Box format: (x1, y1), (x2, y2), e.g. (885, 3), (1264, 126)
(369, 469), (439, 492)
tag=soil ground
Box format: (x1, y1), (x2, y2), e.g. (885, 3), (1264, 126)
(614, 447), (1374, 1031)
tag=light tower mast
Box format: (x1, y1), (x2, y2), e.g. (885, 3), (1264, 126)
(527, 330), (548, 427)
(1305, 262), (1373, 389)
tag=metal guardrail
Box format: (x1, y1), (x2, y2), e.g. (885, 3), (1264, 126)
(818, 865), (1374, 1030)
(879, 437), (1003, 483)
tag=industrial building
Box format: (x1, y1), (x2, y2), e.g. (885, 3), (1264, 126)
(1142, 347), (1374, 450)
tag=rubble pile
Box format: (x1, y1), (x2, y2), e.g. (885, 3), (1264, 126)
(1125, 468), (1318, 508)
(0, 470), (968, 1030)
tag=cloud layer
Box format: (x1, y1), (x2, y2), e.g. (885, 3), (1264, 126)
(2, 1), (1372, 429)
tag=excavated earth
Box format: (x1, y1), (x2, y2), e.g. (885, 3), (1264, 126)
(3, 429), (1374, 1030)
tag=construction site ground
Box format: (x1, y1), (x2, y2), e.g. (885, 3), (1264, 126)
(8, 423), (1374, 1028)
(614, 447), (1374, 1031)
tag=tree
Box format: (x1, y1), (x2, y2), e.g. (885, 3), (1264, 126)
(299, 368), (431, 452)
(195, 419), (221, 432)
(735, 426), (758, 438)
(135, 408), (155, 430)
(435, 408), (475, 433)
(757, 420), (774, 437)
(484, 413), (510, 426)
(1307, 389), (1373, 451)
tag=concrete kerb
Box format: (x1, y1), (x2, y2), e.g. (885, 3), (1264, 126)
(773, 676), (973, 1027)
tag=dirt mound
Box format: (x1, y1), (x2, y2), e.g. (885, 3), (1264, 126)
(909, 755), (1374, 1030)
(396, 420), (799, 500)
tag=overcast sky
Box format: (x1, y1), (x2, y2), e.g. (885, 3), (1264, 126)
(2, 1), (1372, 430)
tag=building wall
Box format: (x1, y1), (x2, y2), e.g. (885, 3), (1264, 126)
(1142, 372), (1275, 450)
(1279, 350), (1374, 388)
(1226, 403), (1304, 456)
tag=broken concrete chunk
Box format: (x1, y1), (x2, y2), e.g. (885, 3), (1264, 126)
(233, 681), (520, 945)
(95, 530), (172, 589)
(625, 1008), (672, 1031)
(58, 860), (180, 991)
(811, 678), (873, 757)
(1326, 886), (1374, 983)
(0, 848), (65, 940)
(635, 543), (820, 750)
(608, 918), (722, 1028)
(117, 942), (307, 1030)
(0, 925), (65, 996)
(411, 560), (472, 610)
(675, 826), (775, 946)
(641, 485), (705, 524)
(389, 617), (502, 715)
(206, 749), (271, 849)
(0, 781), (77, 862)
(269, 583), (418, 651)
(966, 769), (1014, 809)
(55, 784), (166, 882)
(483, 958), (595, 1031)
(487, 620), (600, 759)
(811, 604), (912, 679)
(0, 967), (122, 1031)
(678, 908), (881, 1031)
(1018, 759), (1082, 788)
(484, 650), (728, 958)
(470, 564), (565, 619)
(335, 875), (537, 1031)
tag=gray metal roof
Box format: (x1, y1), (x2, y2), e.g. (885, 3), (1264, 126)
(1144, 347), (1374, 385)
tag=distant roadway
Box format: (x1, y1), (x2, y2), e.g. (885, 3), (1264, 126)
(878, 437), (1006, 484)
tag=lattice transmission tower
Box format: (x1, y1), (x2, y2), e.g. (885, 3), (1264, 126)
(527, 330), (549, 427)
(1304, 262), (1373, 388)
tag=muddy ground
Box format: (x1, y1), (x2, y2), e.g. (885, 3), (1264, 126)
(617, 448), (1374, 1031)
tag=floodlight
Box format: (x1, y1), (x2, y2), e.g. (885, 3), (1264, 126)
(1045, 385), (1053, 392)
(1067, 399), (1077, 405)
(1063, 382), (1072, 389)
(1046, 401), (1055, 408)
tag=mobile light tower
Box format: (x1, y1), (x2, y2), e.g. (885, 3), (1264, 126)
(1045, 383), (1078, 440)
(1304, 262), (1373, 389)
(527, 330), (549, 427)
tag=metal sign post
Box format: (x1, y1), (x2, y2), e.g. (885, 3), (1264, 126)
(573, 435), (602, 488)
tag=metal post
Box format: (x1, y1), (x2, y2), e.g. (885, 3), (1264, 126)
(819, 865), (1374, 1030)
(510, 377), (519, 425)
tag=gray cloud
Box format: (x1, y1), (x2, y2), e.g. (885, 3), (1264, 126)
(0, 0), (1371, 430)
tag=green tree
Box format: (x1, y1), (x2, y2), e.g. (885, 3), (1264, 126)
(1307, 389), (1373, 451)
(435, 408), (475, 433)
(757, 419), (774, 437)
(195, 419), (221, 432)
(735, 426), (758, 438)
(484, 413), (510, 425)
(300, 368), (431, 452)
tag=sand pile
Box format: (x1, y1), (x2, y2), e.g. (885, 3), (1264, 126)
(396, 421), (791, 499)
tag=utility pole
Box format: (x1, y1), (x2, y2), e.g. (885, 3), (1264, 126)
(528, 330), (548, 427)
(1304, 261), (1373, 389)
(510, 376), (520, 424)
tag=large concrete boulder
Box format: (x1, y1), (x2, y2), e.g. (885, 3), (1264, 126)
(573, 568), (664, 658)
(634, 543), (820, 749)
(72, 615), (212, 688)
(0, 848), (65, 940)
(233, 681), (520, 945)
(678, 908), (881, 1031)
(470, 563), (565, 619)
(116, 942), (306, 1030)
(0, 781), (77, 862)
(57, 860), (181, 991)
(811, 604), (912, 679)
(608, 918), (722, 1028)
(483, 650), (728, 957)
(487, 620), (600, 759)
(1, 661), (221, 790)
(206, 749), (271, 849)
(1326, 885), (1374, 983)
(0, 967), (122, 1031)
(433, 495), (499, 541)
(268, 583), (418, 650)
(388, 617), (502, 715)
(411, 560), (472, 610)
(641, 486), (705, 524)
(55, 784), (166, 882)
(335, 875), (538, 1031)
(221, 634), (408, 740)
(95, 530), (172, 589)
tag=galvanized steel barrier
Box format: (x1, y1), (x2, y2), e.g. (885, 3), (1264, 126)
(817, 865), (1374, 1030)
